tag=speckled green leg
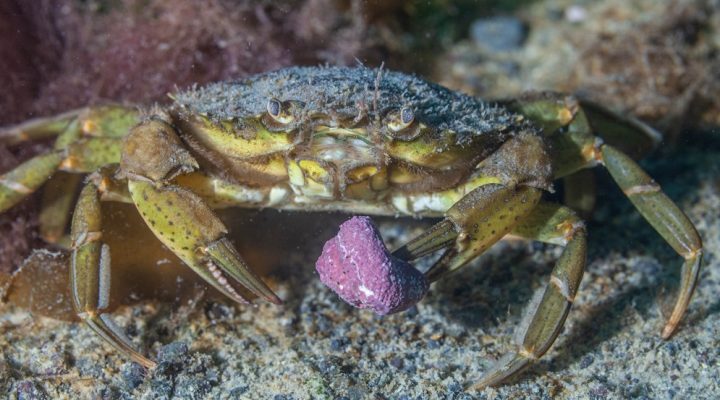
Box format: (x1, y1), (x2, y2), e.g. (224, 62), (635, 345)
(127, 180), (281, 305)
(120, 119), (281, 305)
(469, 203), (586, 390)
(601, 144), (703, 338)
(393, 184), (542, 282)
(0, 152), (64, 213)
(0, 106), (138, 216)
(71, 182), (156, 369)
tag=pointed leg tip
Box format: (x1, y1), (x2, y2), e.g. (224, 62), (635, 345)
(661, 323), (677, 340)
(465, 381), (488, 392)
(265, 292), (283, 305)
(137, 357), (158, 370)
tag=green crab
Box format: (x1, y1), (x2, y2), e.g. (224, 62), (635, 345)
(0, 66), (703, 389)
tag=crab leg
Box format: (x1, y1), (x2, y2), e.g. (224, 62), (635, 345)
(121, 119), (281, 305)
(600, 145), (702, 338)
(469, 203), (586, 389)
(394, 183), (542, 282)
(70, 182), (156, 368)
(0, 106), (138, 218)
(39, 172), (83, 245)
(0, 151), (65, 213)
(509, 94), (703, 339)
(392, 187), (586, 388)
(561, 168), (596, 218)
(0, 109), (80, 145)
(127, 180), (281, 305)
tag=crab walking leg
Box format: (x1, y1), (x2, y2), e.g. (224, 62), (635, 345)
(127, 180), (281, 305)
(394, 184), (542, 282)
(0, 109), (80, 145)
(70, 183), (156, 368)
(469, 203), (586, 389)
(507, 94), (702, 338)
(0, 106), (138, 216)
(601, 144), (703, 338)
(0, 152), (64, 213)
(39, 172), (83, 244)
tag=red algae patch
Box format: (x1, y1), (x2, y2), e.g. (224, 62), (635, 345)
(315, 216), (429, 315)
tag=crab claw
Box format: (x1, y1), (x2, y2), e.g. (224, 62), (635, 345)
(205, 238), (282, 305)
(128, 180), (281, 305)
(316, 216), (429, 315)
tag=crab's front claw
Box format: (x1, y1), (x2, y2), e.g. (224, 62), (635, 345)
(204, 237), (282, 304)
(315, 216), (429, 315)
(128, 180), (281, 305)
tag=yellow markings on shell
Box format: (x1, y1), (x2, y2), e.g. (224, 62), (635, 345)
(386, 131), (475, 169)
(287, 160), (305, 189)
(175, 172), (290, 208)
(254, 154), (289, 179)
(391, 174), (502, 215)
(314, 126), (369, 137)
(190, 114), (296, 159)
(388, 164), (420, 185)
(214, 180), (265, 205)
(298, 159), (330, 183)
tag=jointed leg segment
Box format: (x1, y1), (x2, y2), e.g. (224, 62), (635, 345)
(71, 182), (156, 368)
(515, 94), (703, 339)
(470, 203), (586, 389)
(394, 185), (586, 389)
(601, 145), (702, 338)
(2, 108), (282, 368)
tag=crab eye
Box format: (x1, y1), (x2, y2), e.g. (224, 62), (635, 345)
(267, 98), (282, 118)
(264, 98), (298, 126)
(400, 107), (414, 125)
(387, 107), (415, 132)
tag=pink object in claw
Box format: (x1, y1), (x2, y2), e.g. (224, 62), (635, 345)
(315, 216), (429, 315)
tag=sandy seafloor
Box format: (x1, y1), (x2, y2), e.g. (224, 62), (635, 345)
(1, 138), (719, 400)
(1, 0), (720, 399)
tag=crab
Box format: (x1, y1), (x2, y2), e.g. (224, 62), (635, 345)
(0, 66), (703, 389)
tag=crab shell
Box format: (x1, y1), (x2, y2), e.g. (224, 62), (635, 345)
(166, 66), (552, 216)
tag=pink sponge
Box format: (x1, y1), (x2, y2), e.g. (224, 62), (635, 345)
(315, 216), (429, 315)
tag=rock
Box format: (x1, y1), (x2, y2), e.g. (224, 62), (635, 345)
(315, 216), (429, 315)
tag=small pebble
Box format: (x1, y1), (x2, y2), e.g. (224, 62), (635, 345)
(470, 16), (526, 52)
(580, 355), (595, 368)
(122, 362), (146, 390)
(157, 342), (189, 364)
(15, 380), (48, 400)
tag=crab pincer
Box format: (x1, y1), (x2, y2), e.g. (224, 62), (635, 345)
(315, 216), (429, 315)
